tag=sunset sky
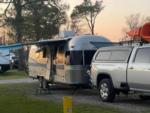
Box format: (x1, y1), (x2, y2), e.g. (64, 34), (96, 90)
(65, 0), (150, 41)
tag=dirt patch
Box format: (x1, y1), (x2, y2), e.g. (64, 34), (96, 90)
(0, 78), (38, 84)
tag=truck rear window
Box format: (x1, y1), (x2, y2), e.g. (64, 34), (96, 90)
(96, 50), (130, 62)
(96, 51), (111, 61)
(110, 51), (130, 61)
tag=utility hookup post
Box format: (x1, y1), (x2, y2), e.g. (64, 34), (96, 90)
(63, 96), (72, 113)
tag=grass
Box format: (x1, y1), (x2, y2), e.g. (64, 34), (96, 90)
(0, 83), (62, 113)
(0, 70), (27, 80)
(0, 83), (132, 113)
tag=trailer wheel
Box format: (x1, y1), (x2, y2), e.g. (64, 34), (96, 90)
(98, 79), (116, 102)
(42, 79), (49, 89)
(39, 77), (44, 88)
(39, 77), (49, 89)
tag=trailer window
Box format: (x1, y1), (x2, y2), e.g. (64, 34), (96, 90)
(65, 51), (70, 65)
(69, 51), (83, 65)
(84, 50), (96, 65)
(65, 50), (95, 65)
(56, 47), (65, 64)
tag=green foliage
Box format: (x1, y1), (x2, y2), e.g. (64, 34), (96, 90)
(1, 0), (68, 70)
(3, 0), (68, 41)
(71, 0), (104, 35)
(71, 0), (103, 18)
(22, 0), (68, 40)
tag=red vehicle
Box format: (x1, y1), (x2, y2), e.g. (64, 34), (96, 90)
(127, 22), (150, 42)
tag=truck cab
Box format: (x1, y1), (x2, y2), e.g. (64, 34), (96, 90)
(128, 45), (150, 92)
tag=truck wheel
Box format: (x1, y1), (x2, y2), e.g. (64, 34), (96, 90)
(98, 79), (116, 102)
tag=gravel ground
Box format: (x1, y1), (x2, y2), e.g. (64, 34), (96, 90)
(33, 85), (150, 113)
(0, 78), (38, 84)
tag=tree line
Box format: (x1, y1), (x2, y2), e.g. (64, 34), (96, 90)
(0, 0), (104, 43)
(0, 0), (104, 70)
(0, 0), (150, 70)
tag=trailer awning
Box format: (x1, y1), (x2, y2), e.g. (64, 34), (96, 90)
(34, 38), (71, 46)
(0, 38), (71, 50)
(0, 43), (23, 50)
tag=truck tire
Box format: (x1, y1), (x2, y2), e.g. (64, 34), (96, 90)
(98, 79), (116, 102)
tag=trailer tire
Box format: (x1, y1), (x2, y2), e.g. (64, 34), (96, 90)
(98, 79), (116, 102)
(42, 79), (49, 89)
(39, 77), (43, 88)
(39, 77), (49, 89)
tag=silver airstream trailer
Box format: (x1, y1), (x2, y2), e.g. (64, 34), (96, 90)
(28, 35), (112, 88)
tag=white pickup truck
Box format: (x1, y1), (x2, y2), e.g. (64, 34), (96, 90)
(91, 45), (150, 102)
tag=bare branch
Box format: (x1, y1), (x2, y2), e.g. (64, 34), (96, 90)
(0, 0), (13, 27)
(85, 15), (92, 31)
(0, 0), (13, 3)
(22, 0), (38, 7)
(93, 12), (98, 27)
(4, 0), (12, 17)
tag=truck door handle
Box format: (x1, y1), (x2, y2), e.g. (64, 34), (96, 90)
(129, 67), (134, 70)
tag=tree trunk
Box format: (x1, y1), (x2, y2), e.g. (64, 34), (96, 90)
(14, 0), (26, 70)
(91, 24), (94, 35)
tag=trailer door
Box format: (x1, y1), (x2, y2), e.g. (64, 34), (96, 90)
(55, 46), (65, 82)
